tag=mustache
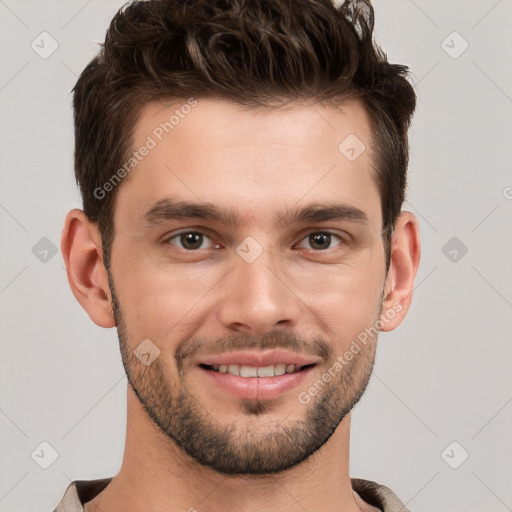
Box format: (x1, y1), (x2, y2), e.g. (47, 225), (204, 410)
(175, 330), (333, 371)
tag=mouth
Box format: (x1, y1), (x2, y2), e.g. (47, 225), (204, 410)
(199, 362), (316, 377)
(195, 350), (320, 401)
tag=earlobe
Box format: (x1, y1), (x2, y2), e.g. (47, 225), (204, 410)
(61, 209), (116, 328)
(380, 212), (421, 332)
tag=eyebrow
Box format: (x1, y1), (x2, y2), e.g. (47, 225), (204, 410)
(140, 196), (369, 228)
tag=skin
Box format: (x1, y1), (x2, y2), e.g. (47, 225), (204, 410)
(62, 97), (420, 512)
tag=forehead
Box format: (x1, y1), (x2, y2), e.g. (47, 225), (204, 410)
(135, 96), (373, 153)
(114, 96), (381, 230)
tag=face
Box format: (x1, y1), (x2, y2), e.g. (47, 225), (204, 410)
(108, 97), (388, 475)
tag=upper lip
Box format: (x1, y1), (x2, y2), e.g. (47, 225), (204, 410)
(197, 350), (320, 368)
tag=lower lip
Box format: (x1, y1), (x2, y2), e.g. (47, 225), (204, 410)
(199, 366), (315, 400)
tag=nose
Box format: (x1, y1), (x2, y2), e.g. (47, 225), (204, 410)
(216, 249), (303, 335)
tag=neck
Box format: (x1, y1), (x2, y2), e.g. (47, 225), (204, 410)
(84, 385), (373, 512)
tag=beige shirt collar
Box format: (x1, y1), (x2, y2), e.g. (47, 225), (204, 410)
(53, 477), (411, 512)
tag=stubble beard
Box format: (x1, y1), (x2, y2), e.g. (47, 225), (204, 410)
(108, 273), (379, 476)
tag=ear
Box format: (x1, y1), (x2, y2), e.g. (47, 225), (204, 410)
(380, 211), (421, 331)
(61, 209), (115, 328)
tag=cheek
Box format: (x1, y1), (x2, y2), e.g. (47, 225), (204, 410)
(112, 233), (386, 348)
(112, 251), (222, 343)
(290, 256), (385, 342)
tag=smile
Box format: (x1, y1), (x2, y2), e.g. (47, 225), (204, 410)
(200, 363), (315, 377)
(196, 350), (320, 400)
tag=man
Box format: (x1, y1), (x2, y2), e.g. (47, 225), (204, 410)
(57, 0), (420, 510)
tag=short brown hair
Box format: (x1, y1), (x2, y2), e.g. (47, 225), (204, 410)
(72, 0), (416, 270)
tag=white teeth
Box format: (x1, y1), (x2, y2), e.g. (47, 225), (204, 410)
(240, 365), (258, 377)
(211, 363), (303, 377)
(286, 364), (296, 374)
(274, 363), (286, 376)
(227, 364), (240, 375)
(257, 365), (274, 377)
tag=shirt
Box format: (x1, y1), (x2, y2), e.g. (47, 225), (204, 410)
(53, 477), (411, 512)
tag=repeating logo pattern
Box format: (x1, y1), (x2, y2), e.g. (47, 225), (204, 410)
(0, 2), (510, 512)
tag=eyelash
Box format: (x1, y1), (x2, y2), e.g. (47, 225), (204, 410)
(162, 230), (346, 252)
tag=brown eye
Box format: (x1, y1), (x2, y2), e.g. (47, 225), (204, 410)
(310, 233), (331, 250)
(165, 231), (213, 250)
(297, 232), (343, 251)
(180, 233), (204, 250)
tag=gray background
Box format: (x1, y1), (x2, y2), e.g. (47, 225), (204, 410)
(1, 1), (511, 511)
